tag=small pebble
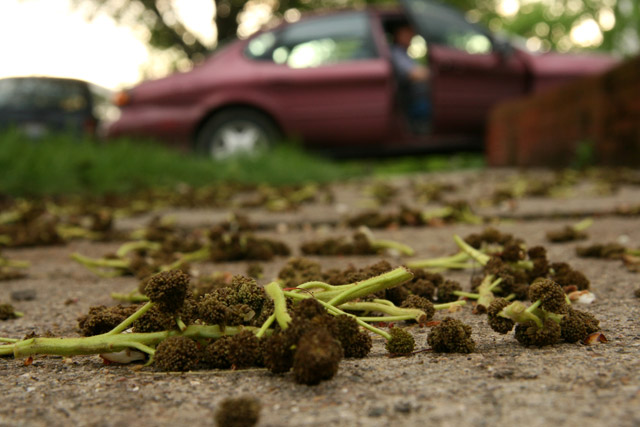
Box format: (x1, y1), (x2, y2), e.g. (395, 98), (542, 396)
(11, 289), (36, 301)
(367, 406), (386, 417)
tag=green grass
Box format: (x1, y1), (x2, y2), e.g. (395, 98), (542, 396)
(0, 129), (484, 197)
(350, 152), (485, 177)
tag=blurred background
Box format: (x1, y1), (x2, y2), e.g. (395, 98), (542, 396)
(0, 0), (638, 198)
(2, 0), (637, 91)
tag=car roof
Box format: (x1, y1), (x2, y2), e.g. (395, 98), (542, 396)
(0, 76), (90, 85)
(249, 6), (405, 38)
(0, 75), (87, 83)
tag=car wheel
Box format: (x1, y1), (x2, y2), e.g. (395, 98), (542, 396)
(196, 109), (280, 160)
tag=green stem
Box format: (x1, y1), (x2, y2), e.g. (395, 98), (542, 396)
(457, 208), (483, 225)
(116, 241), (161, 258)
(71, 253), (129, 277)
(294, 281), (335, 291)
(291, 267), (413, 306)
(71, 253), (129, 269)
(514, 260), (533, 270)
(499, 301), (543, 328)
(356, 316), (421, 322)
(107, 301), (154, 335)
(450, 277), (501, 305)
(176, 317), (187, 332)
(358, 226), (414, 256)
(565, 294), (572, 305)
(284, 291), (391, 340)
(338, 301), (426, 322)
(0, 337), (19, 343)
(1, 325), (251, 358)
(110, 292), (150, 303)
(405, 251), (470, 269)
(371, 239), (415, 256)
(453, 235), (490, 266)
(0, 259), (30, 268)
(420, 206), (453, 222)
(291, 281), (356, 301)
(485, 277), (502, 293)
(477, 276), (501, 308)
(56, 225), (102, 241)
(544, 311), (564, 324)
(326, 267), (413, 307)
(453, 291), (479, 300)
(255, 313), (276, 338)
(0, 210), (21, 225)
(572, 218), (593, 232)
(371, 299), (396, 307)
(161, 246), (211, 271)
(434, 300), (467, 310)
(525, 300), (542, 313)
(127, 342), (156, 355)
(264, 282), (292, 330)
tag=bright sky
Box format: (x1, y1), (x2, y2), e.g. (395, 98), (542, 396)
(0, 0), (215, 91)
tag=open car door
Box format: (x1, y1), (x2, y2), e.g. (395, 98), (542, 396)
(400, 0), (528, 135)
(251, 11), (394, 146)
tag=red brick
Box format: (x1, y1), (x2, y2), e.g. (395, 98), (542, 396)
(486, 55), (640, 167)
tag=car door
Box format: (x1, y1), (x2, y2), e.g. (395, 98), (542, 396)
(248, 12), (394, 146)
(400, 0), (528, 135)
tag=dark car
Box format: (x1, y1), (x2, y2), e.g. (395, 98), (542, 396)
(106, 0), (618, 158)
(0, 76), (99, 138)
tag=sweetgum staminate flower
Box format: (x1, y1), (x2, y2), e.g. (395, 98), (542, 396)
(436, 280), (462, 303)
(292, 327), (343, 385)
(232, 275), (266, 312)
(528, 279), (568, 313)
(560, 308), (600, 343)
(133, 304), (177, 332)
(214, 396), (261, 427)
(225, 330), (262, 368)
(333, 315), (372, 358)
(154, 336), (200, 371)
(427, 317), (475, 353)
(514, 318), (561, 347)
(385, 327), (415, 355)
(401, 294), (436, 321)
(77, 304), (141, 336)
(0, 303), (22, 320)
(262, 333), (295, 374)
(487, 298), (515, 334)
(144, 270), (190, 313)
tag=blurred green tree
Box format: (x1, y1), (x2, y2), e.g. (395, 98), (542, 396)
(70, 0), (638, 65)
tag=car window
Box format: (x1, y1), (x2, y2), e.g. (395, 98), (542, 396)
(246, 12), (377, 68)
(0, 78), (90, 111)
(246, 32), (278, 60)
(402, 0), (493, 54)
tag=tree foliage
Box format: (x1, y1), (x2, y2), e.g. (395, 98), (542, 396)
(71, 0), (638, 66)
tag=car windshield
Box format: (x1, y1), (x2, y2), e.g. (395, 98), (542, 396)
(0, 78), (90, 111)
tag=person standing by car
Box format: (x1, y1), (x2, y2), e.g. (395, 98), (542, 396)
(390, 23), (431, 133)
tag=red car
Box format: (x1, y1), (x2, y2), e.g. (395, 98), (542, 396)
(107, 0), (618, 158)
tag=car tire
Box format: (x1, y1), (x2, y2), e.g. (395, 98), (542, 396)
(196, 108), (280, 160)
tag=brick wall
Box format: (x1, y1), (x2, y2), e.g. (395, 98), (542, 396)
(486, 55), (640, 167)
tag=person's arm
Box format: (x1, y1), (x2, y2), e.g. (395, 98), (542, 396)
(409, 66), (429, 82)
(391, 45), (429, 82)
